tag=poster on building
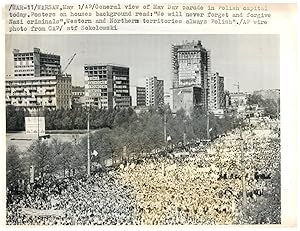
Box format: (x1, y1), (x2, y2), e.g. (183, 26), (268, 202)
(25, 117), (46, 136)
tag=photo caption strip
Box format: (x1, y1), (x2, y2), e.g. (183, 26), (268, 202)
(5, 3), (288, 33)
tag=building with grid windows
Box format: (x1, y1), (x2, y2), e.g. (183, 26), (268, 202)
(136, 87), (146, 107)
(209, 72), (225, 110)
(5, 75), (72, 111)
(6, 48), (72, 111)
(13, 48), (61, 78)
(145, 76), (164, 108)
(84, 64), (131, 110)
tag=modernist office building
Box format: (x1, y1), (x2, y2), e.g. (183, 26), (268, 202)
(136, 86), (146, 107)
(209, 72), (225, 110)
(84, 64), (131, 110)
(145, 76), (164, 108)
(13, 48), (61, 78)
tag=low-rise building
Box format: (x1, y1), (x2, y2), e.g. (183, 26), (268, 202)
(5, 75), (72, 112)
(72, 86), (85, 108)
(172, 86), (202, 114)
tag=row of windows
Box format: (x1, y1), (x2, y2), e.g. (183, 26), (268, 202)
(14, 57), (34, 61)
(84, 66), (106, 70)
(15, 74), (34, 77)
(57, 90), (72, 94)
(15, 69), (34, 72)
(14, 52), (34, 57)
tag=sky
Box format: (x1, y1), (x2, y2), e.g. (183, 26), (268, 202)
(5, 34), (279, 95)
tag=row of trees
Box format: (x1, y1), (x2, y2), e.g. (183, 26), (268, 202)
(7, 106), (240, 189)
(6, 92), (278, 132)
(6, 106), (29, 132)
(246, 94), (280, 119)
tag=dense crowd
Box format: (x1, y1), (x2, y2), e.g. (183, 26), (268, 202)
(119, 117), (280, 225)
(7, 117), (280, 225)
(7, 173), (137, 225)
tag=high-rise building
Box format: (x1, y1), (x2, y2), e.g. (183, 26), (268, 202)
(171, 40), (211, 112)
(146, 76), (164, 108)
(13, 48), (61, 77)
(209, 72), (225, 110)
(136, 87), (146, 107)
(84, 64), (131, 110)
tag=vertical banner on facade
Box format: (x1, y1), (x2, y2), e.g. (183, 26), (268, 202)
(29, 165), (34, 184)
(25, 117), (46, 135)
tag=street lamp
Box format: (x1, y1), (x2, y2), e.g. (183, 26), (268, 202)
(36, 102), (40, 140)
(87, 102), (91, 177)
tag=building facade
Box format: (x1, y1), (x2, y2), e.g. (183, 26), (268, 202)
(13, 48), (61, 78)
(230, 92), (249, 108)
(72, 86), (85, 108)
(136, 87), (146, 107)
(6, 48), (72, 112)
(145, 76), (164, 108)
(171, 40), (211, 112)
(84, 64), (131, 110)
(5, 75), (72, 111)
(172, 86), (202, 114)
(209, 72), (225, 110)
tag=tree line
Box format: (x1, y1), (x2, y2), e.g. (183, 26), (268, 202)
(7, 106), (240, 190)
(246, 94), (280, 119)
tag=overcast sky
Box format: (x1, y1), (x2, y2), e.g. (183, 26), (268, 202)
(5, 34), (279, 94)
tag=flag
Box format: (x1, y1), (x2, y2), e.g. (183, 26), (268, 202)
(92, 150), (98, 156)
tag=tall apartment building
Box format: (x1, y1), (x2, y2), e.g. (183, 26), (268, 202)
(136, 87), (146, 107)
(171, 40), (211, 112)
(209, 72), (225, 110)
(84, 64), (131, 110)
(5, 75), (72, 111)
(145, 76), (164, 108)
(6, 48), (72, 111)
(13, 48), (61, 77)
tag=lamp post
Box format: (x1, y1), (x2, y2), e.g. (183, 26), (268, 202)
(36, 102), (40, 140)
(164, 111), (167, 144)
(238, 120), (247, 217)
(87, 103), (91, 177)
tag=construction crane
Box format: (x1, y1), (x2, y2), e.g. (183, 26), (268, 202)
(61, 53), (76, 74)
(233, 81), (240, 93)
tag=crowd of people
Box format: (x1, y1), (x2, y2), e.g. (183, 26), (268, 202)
(7, 117), (280, 225)
(7, 173), (138, 225)
(118, 117), (280, 225)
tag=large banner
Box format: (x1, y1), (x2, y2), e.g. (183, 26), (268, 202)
(21, 208), (65, 217)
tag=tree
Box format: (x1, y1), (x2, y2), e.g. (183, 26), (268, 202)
(6, 106), (26, 131)
(27, 140), (53, 179)
(6, 145), (24, 188)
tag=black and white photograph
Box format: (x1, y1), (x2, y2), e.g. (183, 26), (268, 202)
(5, 34), (282, 225)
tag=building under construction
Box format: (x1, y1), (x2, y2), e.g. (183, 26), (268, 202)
(171, 40), (211, 113)
(6, 48), (72, 112)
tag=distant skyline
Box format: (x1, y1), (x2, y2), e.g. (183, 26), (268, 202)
(5, 34), (279, 94)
